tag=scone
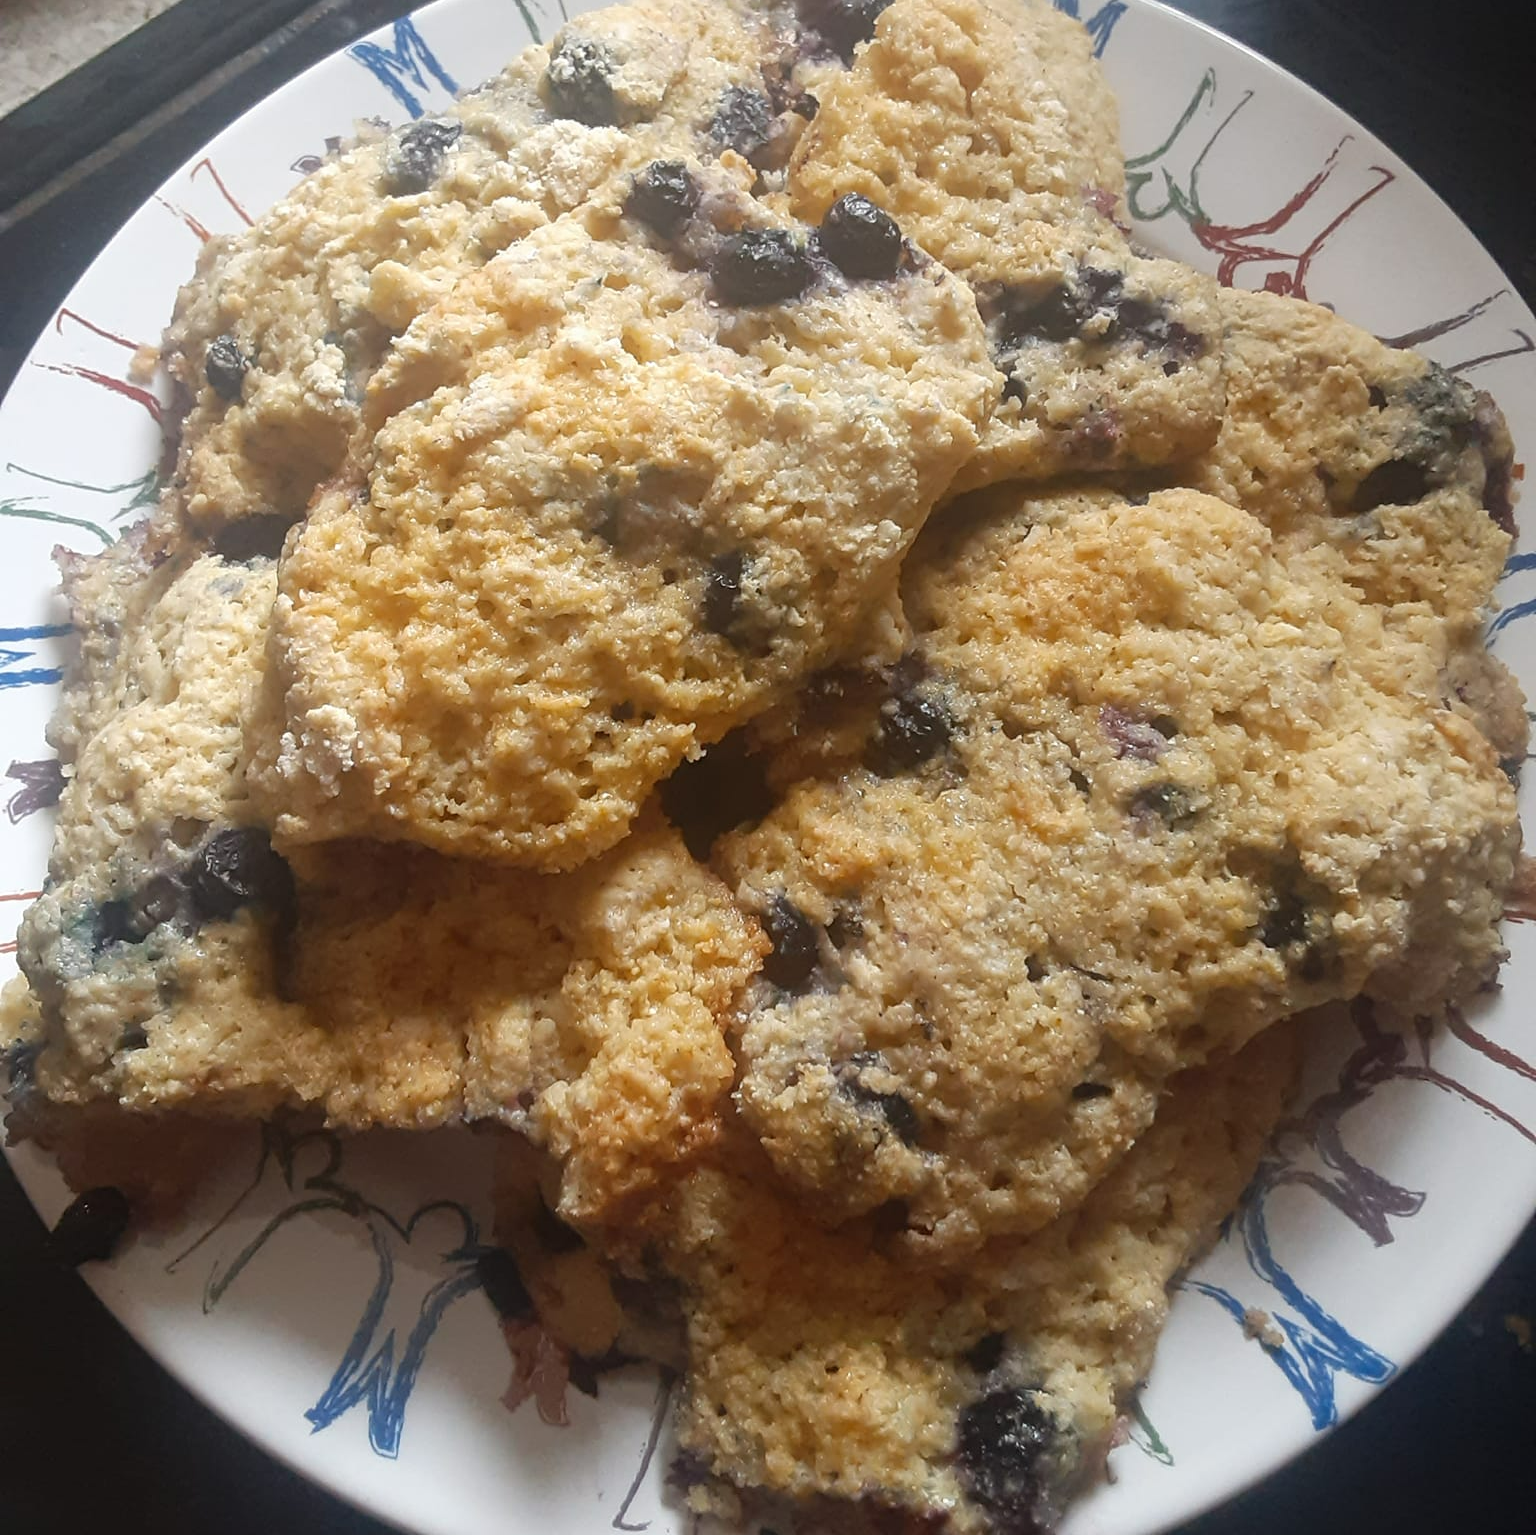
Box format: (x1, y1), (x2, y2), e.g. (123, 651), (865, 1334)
(518, 1027), (1299, 1535)
(1178, 284), (1516, 627)
(161, 0), (795, 537)
(251, 165), (994, 868)
(779, 0), (1227, 487)
(700, 486), (1518, 1256)
(1, 534), (764, 1223)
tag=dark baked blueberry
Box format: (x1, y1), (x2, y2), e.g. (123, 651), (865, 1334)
(711, 228), (816, 306)
(382, 118), (463, 195)
(544, 35), (619, 125)
(1259, 888), (1309, 950)
(708, 85), (775, 164)
(957, 1387), (1054, 1528)
(1258, 883), (1332, 980)
(1001, 373), (1029, 407)
(1367, 384), (1389, 409)
(1472, 390), (1517, 533)
(667, 1450), (712, 1492)
(1100, 704), (1172, 762)
(994, 281), (1094, 346)
(761, 893), (820, 992)
(838, 1053), (921, 1145)
(1110, 294), (1207, 361)
(1350, 457), (1431, 513)
(817, 193), (903, 280)
(796, 0), (894, 62)
(703, 550), (746, 640)
(826, 904), (863, 948)
(625, 160), (700, 238)
(204, 334), (250, 401)
(190, 827), (294, 924)
(476, 1248), (534, 1320)
(50, 1186), (131, 1266)
(89, 897), (134, 954)
(1125, 781), (1196, 827)
(118, 1025), (149, 1053)
(1071, 405), (1121, 458)
(210, 513), (292, 564)
(867, 689), (954, 775)
(659, 730), (775, 859)
(965, 1332), (1007, 1374)
(865, 1088), (920, 1144)
(129, 872), (185, 936)
(1071, 1080), (1113, 1100)
(1, 1040), (38, 1092)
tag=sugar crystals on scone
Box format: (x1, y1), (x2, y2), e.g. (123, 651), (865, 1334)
(252, 163), (994, 869)
(643, 1031), (1301, 1535)
(708, 485), (1519, 1257)
(162, 0), (796, 539)
(1, 532), (764, 1225)
(780, 0), (1227, 488)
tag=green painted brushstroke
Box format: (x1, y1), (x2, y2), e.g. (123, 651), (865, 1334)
(514, 0), (543, 43)
(6, 462), (159, 523)
(1127, 1397), (1175, 1466)
(0, 498), (113, 547)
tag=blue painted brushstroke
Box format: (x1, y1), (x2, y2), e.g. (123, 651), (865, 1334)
(1487, 594), (1536, 644)
(1501, 550), (1536, 578)
(1186, 1192), (1395, 1430)
(348, 19), (459, 118)
(1051, 0), (1128, 56)
(0, 623), (71, 691)
(188, 1121), (494, 1458)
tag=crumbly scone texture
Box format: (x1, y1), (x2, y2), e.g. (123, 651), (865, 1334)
(661, 1029), (1299, 1534)
(4, 541), (763, 1220)
(161, 0), (793, 536)
(781, 0), (1226, 487)
(712, 486), (1519, 1256)
(252, 169), (993, 868)
(1178, 285), (1516, 629)
(2, 3), (1525, 1531)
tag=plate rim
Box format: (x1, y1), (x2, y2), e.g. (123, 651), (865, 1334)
(2, 2), (1534, 1533)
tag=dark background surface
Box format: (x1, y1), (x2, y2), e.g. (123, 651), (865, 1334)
(2, 1), (1533, 1531)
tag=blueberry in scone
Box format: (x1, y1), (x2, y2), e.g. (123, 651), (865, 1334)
(1179, 285), (1516, 629)
(711, 485), (1519, 1255)
(160, 0), (789, 539)
(650, 1030), (1299, 1533)
(251, 163), (994, 869)
(2, 535), (764, 1226)
(779, 0), (1227, 487)
(1169, 284), (1528, 807)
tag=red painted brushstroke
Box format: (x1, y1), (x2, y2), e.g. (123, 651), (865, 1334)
(1190, 138), (1395, 302)
(53, 309), (141, 353)
(155, 194), (213, 243)
(190, 157), (254, 227)
(1447, 1008), (1536, 1085)
(1402, 1014), (1536, 1148)
(35, 365), (163, 424)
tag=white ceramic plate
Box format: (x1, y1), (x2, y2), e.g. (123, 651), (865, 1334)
(3, 3), (1534, 1533)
